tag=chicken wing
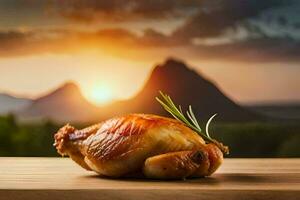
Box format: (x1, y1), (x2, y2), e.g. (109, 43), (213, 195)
(54, 114), (223, 179)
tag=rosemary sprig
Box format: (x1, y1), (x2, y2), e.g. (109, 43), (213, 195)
(156, 91), (229, 154)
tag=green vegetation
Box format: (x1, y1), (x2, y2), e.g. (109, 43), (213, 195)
(0, 114), (299, 157)
(212, 122), (300, 158)
(0, 114), (59, 156)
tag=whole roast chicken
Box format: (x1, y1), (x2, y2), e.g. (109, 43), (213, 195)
(54, 113), (227, 179)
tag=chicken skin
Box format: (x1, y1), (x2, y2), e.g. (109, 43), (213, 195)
(54, 114), (223, 179)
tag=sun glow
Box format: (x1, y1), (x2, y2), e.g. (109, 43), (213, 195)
(89, 85), (114, 105)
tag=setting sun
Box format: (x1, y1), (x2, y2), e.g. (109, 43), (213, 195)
(89, 85), (113, 105)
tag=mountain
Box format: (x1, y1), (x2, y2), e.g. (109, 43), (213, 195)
(0, 93), (32, 114)
(101, 58), (259, 122)
(17, 58), (260, 123)
(19, 82), (100, 122)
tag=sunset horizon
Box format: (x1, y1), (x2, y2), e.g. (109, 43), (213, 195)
(1, 1), (300, 106)
(0, 60), (299, 106)
(1, 55), (300, 105)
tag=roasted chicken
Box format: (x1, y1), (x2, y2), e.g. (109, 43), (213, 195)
(54, 114), (224, 179)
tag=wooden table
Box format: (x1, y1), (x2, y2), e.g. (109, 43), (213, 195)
(0, 158), (299, 200)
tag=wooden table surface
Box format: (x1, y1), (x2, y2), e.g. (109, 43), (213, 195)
(0, 158), (299, 200)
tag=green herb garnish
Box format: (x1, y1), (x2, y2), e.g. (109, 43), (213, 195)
(156, 91), (229, 154)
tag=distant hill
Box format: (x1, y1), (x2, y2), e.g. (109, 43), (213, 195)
(246, 103), (300, 120)
(18, 82), (100, 122)
(0, 93), (31, 114)
(101, 58), (260, 122)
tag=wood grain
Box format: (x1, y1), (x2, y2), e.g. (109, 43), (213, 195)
(0, 158), (299, 200)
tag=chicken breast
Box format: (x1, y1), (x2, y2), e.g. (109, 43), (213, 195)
(54, 114), (223, 179)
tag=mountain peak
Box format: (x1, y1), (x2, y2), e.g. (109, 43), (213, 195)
(151, 58), (204, 81)
(57, 81), (80, 93)
(148, 58), (207, 91)
(20, 81), (99, 122)
(123, 58), (260, 122)
(164, 58), (185, 67)
(62, 81), (78, 87)
(42, 81), (82, 100)
(155, 58), (191, 72)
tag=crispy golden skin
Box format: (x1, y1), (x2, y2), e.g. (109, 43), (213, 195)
(54, 114), (223, 179)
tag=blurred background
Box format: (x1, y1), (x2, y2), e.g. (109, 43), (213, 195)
(0, 0), (299, 157)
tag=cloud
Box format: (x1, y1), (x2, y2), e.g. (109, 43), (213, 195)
(52, 0), (291, 25)
(172, 0), (291, 40)
(0, 28), (300, 63)
(188, 37), (300, 63)
(0, 31), (35, 56)
(48, 0), (299, 51)
(0, 0), (299, 62)
(52, 0), (199, 22)
(52, 0), (293, 40)
(0, 31), (31, 45)
(277, 16), (288, 26)
(294, 22), (300, 29)
(0, 29), (137, 57)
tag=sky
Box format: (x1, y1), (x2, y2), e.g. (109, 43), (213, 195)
(0, 0), (300, 105)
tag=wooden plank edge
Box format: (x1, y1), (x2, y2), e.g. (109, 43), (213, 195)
(1, 189), (299, 200)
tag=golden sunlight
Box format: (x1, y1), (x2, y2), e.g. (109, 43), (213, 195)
(89, 85), (114, 105)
